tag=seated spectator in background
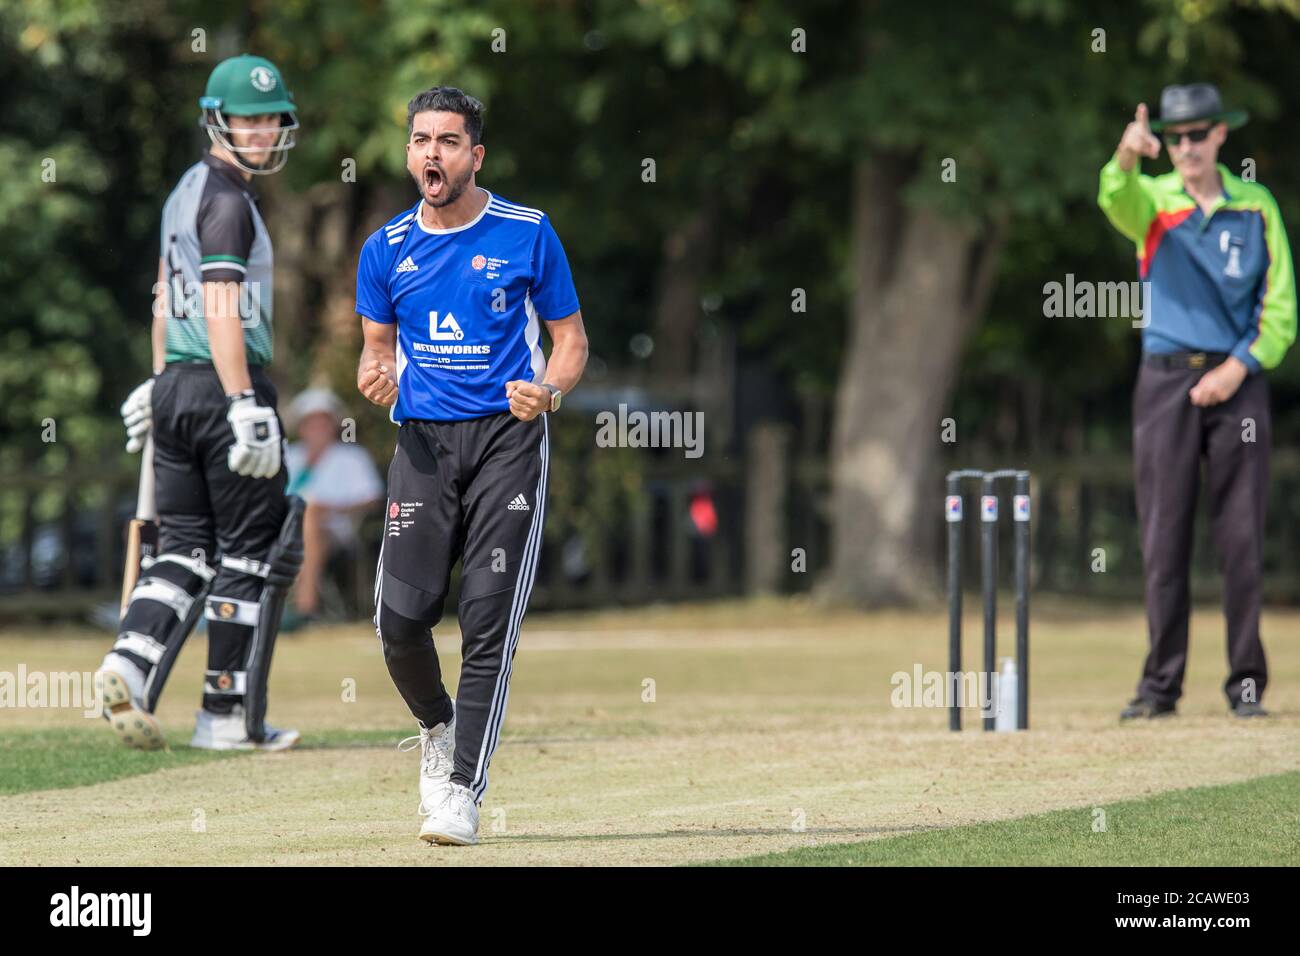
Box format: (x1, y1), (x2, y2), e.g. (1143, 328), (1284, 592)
(283, 388), (384, 627)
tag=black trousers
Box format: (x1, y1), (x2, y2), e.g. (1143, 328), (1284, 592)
(116, 362), (288, 712)
(376, 411), (549, 804)
(1133, 362), (1270, 707)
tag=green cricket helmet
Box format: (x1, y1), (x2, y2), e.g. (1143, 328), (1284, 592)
(199, 54), (299, 175)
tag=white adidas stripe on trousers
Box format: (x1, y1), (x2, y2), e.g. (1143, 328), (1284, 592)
(470, 414), (549, 802)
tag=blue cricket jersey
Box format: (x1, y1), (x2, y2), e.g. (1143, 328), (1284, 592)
(1098, 158), (1297, 372)
(355, 188), (581, 421)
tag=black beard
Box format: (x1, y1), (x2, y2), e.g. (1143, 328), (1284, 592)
(413, 165), (474, 208)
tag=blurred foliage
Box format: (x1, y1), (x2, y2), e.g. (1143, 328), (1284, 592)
(3, 0), (1300, 491)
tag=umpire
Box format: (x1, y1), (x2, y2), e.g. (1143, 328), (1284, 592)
(95, 55), (304, 750)
(1098, 84), (1296, 720)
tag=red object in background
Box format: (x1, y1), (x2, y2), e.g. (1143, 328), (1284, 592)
(689, 489), (718, 537)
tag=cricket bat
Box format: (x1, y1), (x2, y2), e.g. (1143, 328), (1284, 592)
(120, 434), (160, 614)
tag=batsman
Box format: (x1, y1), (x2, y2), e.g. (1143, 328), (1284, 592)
(95, 54), (304, 751)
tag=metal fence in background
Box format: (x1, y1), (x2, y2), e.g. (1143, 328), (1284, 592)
(2, 443), (1298, 623)
(0, 453), (748, 622)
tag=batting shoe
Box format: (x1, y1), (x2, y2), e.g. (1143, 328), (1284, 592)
(419, 782), (479, 846)
(190, 705), (301, 751)
(398, 699), (456, 815)
(95, 653), (165, 751)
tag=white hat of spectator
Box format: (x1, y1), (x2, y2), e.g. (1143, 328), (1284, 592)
(286, 387), (346, 432)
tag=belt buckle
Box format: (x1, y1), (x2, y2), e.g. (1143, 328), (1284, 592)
(1188, 352), (1207, 369)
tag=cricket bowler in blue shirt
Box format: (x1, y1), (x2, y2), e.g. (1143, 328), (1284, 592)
(355, 87), (588, 845)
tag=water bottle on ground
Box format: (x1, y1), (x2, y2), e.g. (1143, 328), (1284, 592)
(995, 657), (1019, 732)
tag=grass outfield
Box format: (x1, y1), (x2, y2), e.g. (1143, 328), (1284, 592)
(706, 770), (1300, 866)
(0, 597), (1297, 866)
(0, 727), (402, 796)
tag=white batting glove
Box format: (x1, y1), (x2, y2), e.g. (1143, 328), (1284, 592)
(225, 392), (283, 479)
(120, 378), (154, 454)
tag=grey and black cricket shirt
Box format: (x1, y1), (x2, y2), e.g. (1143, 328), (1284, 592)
(159, 154), (274, 365)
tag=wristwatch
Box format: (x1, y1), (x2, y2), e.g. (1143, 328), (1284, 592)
(542, 383), (562, 413)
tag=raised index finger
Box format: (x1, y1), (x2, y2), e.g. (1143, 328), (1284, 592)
(1135, 102), (1149, 131)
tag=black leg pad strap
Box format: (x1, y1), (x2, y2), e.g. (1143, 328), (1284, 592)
(245, 495), (306, 742)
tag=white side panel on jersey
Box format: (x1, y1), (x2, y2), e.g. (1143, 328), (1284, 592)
(524, 292), (545, 382)
(389, 340), (413, 426)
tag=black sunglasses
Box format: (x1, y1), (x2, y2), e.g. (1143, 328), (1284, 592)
(1162, 126), (1214, 146)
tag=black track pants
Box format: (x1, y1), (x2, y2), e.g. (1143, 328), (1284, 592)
(375, 411), (549, 804)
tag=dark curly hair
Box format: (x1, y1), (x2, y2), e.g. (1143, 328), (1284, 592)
(405, 86), (484, 145)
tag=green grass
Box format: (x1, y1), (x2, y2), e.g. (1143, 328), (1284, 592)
(0, 727), (411, 796)
(706, 771), (1300, 866)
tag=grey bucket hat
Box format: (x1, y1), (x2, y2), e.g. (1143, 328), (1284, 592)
(1149, 83), (1248, 131)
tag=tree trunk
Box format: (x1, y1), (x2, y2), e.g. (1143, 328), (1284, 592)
(824, 155), (1005, 606)
(266, 181), (409, 395)
(650, 205), (717, 378)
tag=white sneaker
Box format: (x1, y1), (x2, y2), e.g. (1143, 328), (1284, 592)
(398, 699), (456, 814)
(190, 705), (301, 751)
(95, 653), (164, 751)
(419, 782), (479, 846)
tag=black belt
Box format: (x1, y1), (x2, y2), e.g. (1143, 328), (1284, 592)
(1142, 351), (1229, 370)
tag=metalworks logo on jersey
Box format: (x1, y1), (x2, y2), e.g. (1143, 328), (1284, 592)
(49, 886), (152, 936)
(413, 310), (491, 356)
(594, 404), (704, 459)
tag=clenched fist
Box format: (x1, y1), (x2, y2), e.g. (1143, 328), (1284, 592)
(358, 359), (398, 407)
(506, 380), (549, 422)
